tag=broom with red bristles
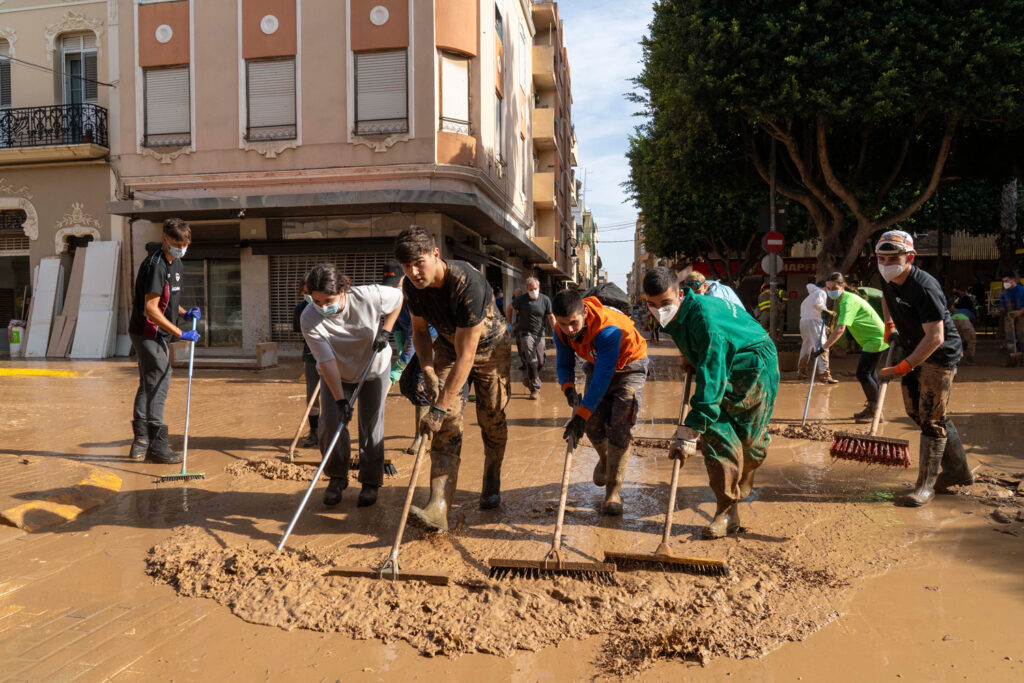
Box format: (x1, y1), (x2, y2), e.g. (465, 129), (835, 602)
(830, 345), (911, 467)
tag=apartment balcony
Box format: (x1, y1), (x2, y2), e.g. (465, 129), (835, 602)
(533, 171), (556, 209)
(532, 107), (556, 150)
(0, 104), (109, 164)
(569, 127), (578, 166)
(532, 235), (556, 262)
(533, 45), (556, 90)
(531, 1), (558, 32)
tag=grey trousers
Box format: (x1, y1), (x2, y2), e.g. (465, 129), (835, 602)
(518, 332), (546, 391)
(318, 373), (388, 486)
(130, 333), (172, 427)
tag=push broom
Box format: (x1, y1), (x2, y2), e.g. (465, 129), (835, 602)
(329, 434), (450, 585)
(488, 429), (617, 583)
(830, 345), (911, 467)
(160, 318), (205, 483)
(603, 371), (730, 577)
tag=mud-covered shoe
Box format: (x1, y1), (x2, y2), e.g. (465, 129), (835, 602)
(322, 477), (345, 506)
(480, 457), (502, 510)
(145, 424), (182, 464)
(702, 503), (742, 539)
(901, 439), (944, 507)
(818, 372), (839, 385)
(853, 404), (878, 423)
(357, 484), (379, 507)
(529, 390), (539, 400)
(601, 443), (629, 516)
(129, 420), (149, 461)
(592, 440), (608, 487)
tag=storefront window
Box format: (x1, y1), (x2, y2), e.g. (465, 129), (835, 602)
(181, 259), (242, 347)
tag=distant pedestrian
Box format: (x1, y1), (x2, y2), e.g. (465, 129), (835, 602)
(507, 277), (555, 400)
(998, 272), (1024, 353)
(950, 307), (976, 365)
(798, 280), (835, 382)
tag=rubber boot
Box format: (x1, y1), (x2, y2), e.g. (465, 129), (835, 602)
(301, 414), (318, 448)
(901, 437), (944, 507)
(601, 443), (629, 516)
(738, 466), (756, 501)
(480, 448), (503, 510)
(357, 484), (379, 507)
(129, 419), (149, 461)
(935, 423), (974, 493)
(703, 459), (741, 539)
(406, 406), (427, 455)
(592, 440), (608, 487)
(145, 424), (183, 464)
(410, 453), (460, 532)
(853, 403), (877, 423)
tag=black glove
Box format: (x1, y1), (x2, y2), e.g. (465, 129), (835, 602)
(372, 327), (391, 353)
(562, 414), (585, 447)
(336, 398), (353, 424)
(811, 347), (826, 361)
(564, 386), (580, 409)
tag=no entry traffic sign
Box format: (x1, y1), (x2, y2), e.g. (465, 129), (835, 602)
(764, 230), (785, 254)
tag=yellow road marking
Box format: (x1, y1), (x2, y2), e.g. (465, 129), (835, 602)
(1, 465), (121, 531)
(0, 368), (78, 377)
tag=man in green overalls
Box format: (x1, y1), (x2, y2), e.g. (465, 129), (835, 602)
(643, 267), (780, 539)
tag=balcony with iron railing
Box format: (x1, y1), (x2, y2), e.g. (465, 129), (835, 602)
(0, 103), (109, 163)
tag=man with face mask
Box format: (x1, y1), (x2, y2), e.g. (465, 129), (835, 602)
(998, 272), (1024, 353)
(507, 277), (555, 400)
(554, 289), (648, 515)
(813, 273), (888, 421)
(127, 217), (201, 465)
(876, 230), (972, 507)
(642, 266), (779, 539)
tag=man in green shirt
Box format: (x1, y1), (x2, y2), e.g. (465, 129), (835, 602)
(813, 273), (889, 422)
(643, 267), (779, 539)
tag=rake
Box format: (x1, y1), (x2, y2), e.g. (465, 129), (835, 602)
(329, 435), (450, 585)
(488, 434), (617, 583)
(603, 371), (730, 577)
(830, 345), (911, 467)
(160, 318), (205, 483)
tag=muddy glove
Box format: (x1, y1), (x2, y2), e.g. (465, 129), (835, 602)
(335, 398), (354, 425)
(419, 405), (446, 436)
(180, 329), (200, 343)
(372, 327), (391, 353)
(669, 425), (699, 461)
(184, 307), (202, 322)
(810, 346), (826, 361)
(879, 360), (912, 379)
(562, 414), (586, 448)
(563, 386), (580, 409)
(422, 366), (440, 404)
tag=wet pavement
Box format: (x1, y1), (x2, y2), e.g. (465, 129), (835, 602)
(1, 343), (1022, 680)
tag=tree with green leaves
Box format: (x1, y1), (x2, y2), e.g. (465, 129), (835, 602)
(629, 0), (1024, 278)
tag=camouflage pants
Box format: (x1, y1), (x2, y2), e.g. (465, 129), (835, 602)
(431, 335), (511, 466)
(900, 364), (956, 440)
(582, 360), (648, 449)
(701, 343), (780, 503)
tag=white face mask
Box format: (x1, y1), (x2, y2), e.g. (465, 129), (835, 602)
(648, 303), (679, 328)
(878, 263), (906, 282)
(527, 289), (539, 300)
(1004, 282), (1014, 290)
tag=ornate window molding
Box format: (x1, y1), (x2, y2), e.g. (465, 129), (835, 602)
(54, 202), (103, 253)
(0, 196), (38, 241)
(55, 226), (101, 253)
(240, 137), (299, 159)
(0, 27), (17, 58)
(45, 11), (104, 63)
(351, 134), (410, 154)
(140, 145), (194, 165)
(0, 178), (32, 200)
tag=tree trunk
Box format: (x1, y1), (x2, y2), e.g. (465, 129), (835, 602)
(997, 179), (1019, 276)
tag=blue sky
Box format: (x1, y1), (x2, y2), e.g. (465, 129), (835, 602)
(556, 0), (654, 289)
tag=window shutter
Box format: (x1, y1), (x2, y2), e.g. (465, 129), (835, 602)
(62, 35), (81, 52)
(355, 51), (407, 134)
(145, 67), (190, 145)
(247, 58), (296, 139)
(83, 53), (98, 101)
(0, 41), (9, 108)
(440, 53), (469, 128)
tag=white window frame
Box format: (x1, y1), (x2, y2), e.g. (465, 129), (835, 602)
(518, 23), (529, 93)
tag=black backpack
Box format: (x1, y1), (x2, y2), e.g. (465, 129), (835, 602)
(582, 282), (631, 315)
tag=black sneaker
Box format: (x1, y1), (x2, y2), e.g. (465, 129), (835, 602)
(322, 477), (345, 506)
(357, 484), (379, 507)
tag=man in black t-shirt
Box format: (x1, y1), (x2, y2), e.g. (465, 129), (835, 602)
(395, 226), (510, 531)
(876, 230), (972, 508)
(127, 218), (201, 465)
(507, 276), (555, 399)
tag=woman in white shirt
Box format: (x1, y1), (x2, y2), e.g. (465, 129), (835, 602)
(300, 264), (402, 507)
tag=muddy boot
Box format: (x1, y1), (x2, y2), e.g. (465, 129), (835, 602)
(323, 477), (345, 506)
(300, 415), (318, 448)
(703, 460), (741, 538)
(738, 466), (756, 501)
(357, 484), (379, 507)
(129, 419), (149, 461)
(406, 406), (427, 455)
(480, 449), (503, 510)
(601, 443), (630, 516)
(818, 371), (839, 385)
(901, 438), (944, 507)
(935, 423), (974, 493)
(145, 424), (183, 465)
(410, 454), (459, 532)
(853, 403), (878, 423)
(592, 440), (608, 487)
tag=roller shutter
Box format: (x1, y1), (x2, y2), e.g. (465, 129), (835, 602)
(355, 50), (407, 135)
(144, 66), (191, 147)
(247, 58), (296, 141)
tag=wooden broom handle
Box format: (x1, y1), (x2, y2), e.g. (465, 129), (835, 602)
(550, 438), (576, 554)
(389, 434), (431, 554)
(869, 345), (897, 436)
(288, 382), (321, 462)
(661, 370), (693, 547)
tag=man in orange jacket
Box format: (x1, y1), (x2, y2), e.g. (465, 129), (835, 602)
(554, 289), (648, 515)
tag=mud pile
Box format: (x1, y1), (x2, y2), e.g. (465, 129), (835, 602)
(946, 469), (1024, 537)
(632, 436), (673, 450)
(147, 511), (897, 676)
(225, 459), (321, 482)
(769, 423), (835, 442)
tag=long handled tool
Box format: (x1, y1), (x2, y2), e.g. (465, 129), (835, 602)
(488, 434), (617, 582)
(1006, 319), (1022, 367)
(604, 372), (729, 577)
(277, 352), (376, 552)
(160, 318), (205, 483)
(288, 382), (321, 462)
(801, 319), (828, 426)
(830, 345), (911, 467)
(329, 435), (450, 585)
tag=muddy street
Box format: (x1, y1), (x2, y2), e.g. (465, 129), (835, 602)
(1, 345), (1023, 680)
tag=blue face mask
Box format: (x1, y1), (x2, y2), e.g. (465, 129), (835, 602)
(826, 289), (842, 300)
(315, 303), (341, 316)
(303, 293), (313, 304)
(167, 245), (187, 259)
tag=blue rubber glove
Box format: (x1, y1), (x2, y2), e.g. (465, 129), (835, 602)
(184, 307), (202, 322)
(181, 330), (200, 343)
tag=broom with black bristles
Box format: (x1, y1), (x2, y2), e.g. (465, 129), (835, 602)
(830, 345), (911, 467)
(488, 425), (617, 583)
(603, 371), (730, 577)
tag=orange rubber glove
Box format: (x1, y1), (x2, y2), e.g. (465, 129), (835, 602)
(883, 321), (897, 344)
(879, 359), (912, 379)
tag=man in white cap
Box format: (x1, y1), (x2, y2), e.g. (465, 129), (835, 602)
(875, 230), (973, 507)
